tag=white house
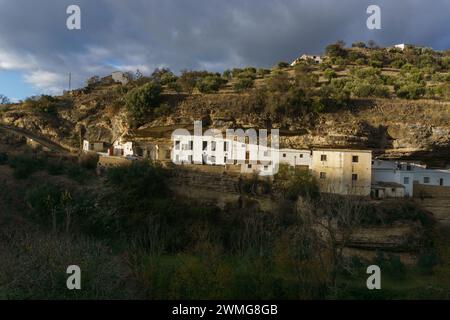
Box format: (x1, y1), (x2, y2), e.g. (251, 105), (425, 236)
(83, 140), (107, 153)
(291, 54), (323, 66)
(372, 159), (450, 197)
(372, 182), (405, 199)
(172, 132), (232, 166)
(172, 132), (280, 176)
(413, 167), (450, 187)
(372, 160), (416, 197)
(394, 43), (407, 50)
(112, 139), (134, 157)
(111, 71), (130, 85)
(279, 148), (311, 167)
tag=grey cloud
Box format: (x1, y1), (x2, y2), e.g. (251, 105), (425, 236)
(0, 0), (448, 94)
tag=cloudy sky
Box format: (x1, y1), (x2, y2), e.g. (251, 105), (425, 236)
(0, 0), (449, 100)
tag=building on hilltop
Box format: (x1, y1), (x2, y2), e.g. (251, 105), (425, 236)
(291, 54), (323, 66)
(111, 71), (130, 85)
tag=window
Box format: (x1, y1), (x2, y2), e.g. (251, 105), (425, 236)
(404, 177), (410, 185)
(175, 141), (180, 150)
(321, 155), (327, 161)
(319, 172), (326, 179)
(424, 177), (430, 184)
(224, 142), (228, 152)
(188, 155), (192, 162)
(189, 141), (193, 150)
(248, 164), (252, 169)
(224, 156), (227, 163)
(202, 141), (208, 150)
(283, 153), (286, 158)
(211, 141), (216, 151)
(352, 156), (359, 163)
(440, 178), (444, 186)
(300, 154), (303, 158)
(392, 188), (396, 193)
(264, 165), (269, 171)
(406, 165), (411, 171)
(352, 174), (358, 181)
(175, 155), (179, 162)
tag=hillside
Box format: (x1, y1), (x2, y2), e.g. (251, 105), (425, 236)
(0, 43), (449, 166)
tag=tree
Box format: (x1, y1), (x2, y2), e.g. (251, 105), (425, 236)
(197, 75), (226, 93)
(306, 194), (367, 288)
(233, 77), (254, 91)
(324, 69), (337, 82)
(176, 70), (212, 94)
(277, 61), (290, 69)
(267, 70), (291, 93)
(0, 94), (10, 104)
(351, 42), (366, 48)
(125, 81), (162, 124)
(325, 42), (347, 58)
(367, 40), (378, 49)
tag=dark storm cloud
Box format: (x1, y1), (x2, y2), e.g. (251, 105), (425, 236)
(0, 0), (448, 93)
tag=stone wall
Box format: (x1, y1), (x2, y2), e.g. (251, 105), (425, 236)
(413, 182), (450, 225)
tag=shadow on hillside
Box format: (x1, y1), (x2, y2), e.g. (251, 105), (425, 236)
(402, 146), (450, 168)
(359, 121), (394, 150)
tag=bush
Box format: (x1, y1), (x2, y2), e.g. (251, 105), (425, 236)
(257, 68), (271, 78)
(276, 164), (319, 201)
(395, 83), (426, 99)
(417, 253), (439, 275)
(9, 154), (46, 179)
(23, 95), (58, 114)
(78, 153), (99, 170)
(233, 77), (254, 91)
(125, 81), (162, 124)
(324, 68), (337, 82)
(0, 152), (8, 165)
(153, 103), (172, 117)
(197, 75), (226, 93)
(46, 160), (65, 175)
(374, 252), (407, 280)
(325, 42), (347, 58)
(352, 42), (366, 48)
(349, 81), (389, 98)
(277, 61), (290, 69)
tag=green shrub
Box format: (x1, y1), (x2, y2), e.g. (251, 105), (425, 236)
(153, 103), (172, 117)
(125, 81), (162, 124)
(324, 68), (337, 82)
(9, 154), (47, 179)
(0, 152), (8, 165)
(46, 160), (65, 175)
(325, 42), (347, 58)
(395, 83), (426, 99)
(78, 153), (99, 170)
(233, 77), (254, 91)
(276, 164), (319, 201)
(277, 61), (290, 69)
(197, 75), (226, 93)
(417, 253), (439, 275)
(23, 95), (58, 114)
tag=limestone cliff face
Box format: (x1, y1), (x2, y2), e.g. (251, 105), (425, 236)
(1, 90), (449, 165)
